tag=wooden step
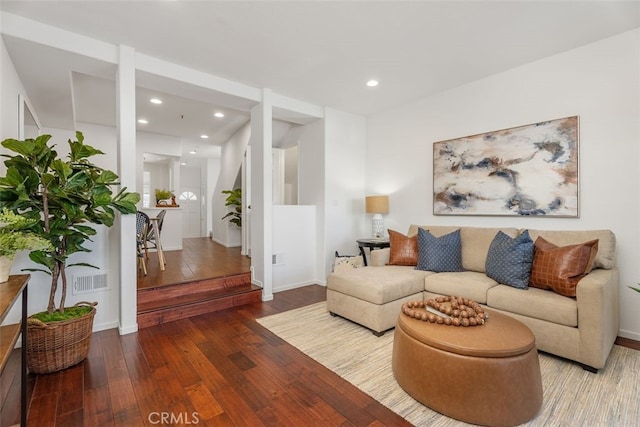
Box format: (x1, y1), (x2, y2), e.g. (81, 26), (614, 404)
(137, 272), (252, 306)
(137, 273), (261, 329)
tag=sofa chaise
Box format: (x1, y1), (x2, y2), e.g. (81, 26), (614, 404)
(326, 225), (619, 372)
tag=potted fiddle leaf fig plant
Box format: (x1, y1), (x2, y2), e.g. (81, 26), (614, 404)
(0, 131), (140, 373)
(221, 188), (242, 227)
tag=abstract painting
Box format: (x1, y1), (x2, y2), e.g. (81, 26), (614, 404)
(433, 116), (579, 217)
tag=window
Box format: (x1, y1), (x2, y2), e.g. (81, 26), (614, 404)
(143, 171), (151, 208)
(179, 191), (197, 201)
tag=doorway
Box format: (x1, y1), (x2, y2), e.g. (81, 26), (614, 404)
(180, 166), (203, 238)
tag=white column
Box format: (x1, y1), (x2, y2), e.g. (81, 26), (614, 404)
(250, 89), (273, 301)
(116, 45), (138, 334)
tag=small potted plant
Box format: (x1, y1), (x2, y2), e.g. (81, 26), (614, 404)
(155, 188), (172, 206)
(0, 208), (52, 282)
(0, 132), (139, 373)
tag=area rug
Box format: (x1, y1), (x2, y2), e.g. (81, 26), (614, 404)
(257, 302), (640, 426)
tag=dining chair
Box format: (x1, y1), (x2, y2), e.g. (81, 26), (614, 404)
(145, 209), (166, 263)
(136, 211), (150, 275)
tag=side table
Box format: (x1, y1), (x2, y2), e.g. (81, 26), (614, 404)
(356, 238), (390, 266)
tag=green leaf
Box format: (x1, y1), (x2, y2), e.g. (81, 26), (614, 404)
(67, 262), (99, 269)
(66, 171), (89, 190)
(113, 200), (138, 214)
(2, 138), (38, 156)
(3, 167), (28, 188)
(96, 170), (119, 184)
(51, 159), (73, 181)
(121, 191), (141, 204)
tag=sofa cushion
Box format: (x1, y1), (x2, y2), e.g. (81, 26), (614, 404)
(485, 230), (534, 289)
(416, 228), (464, 272)
(424, 271), (498, 304)
(460, 227), (520, 272)
(487, 285), (578, 327)
(327, 266), (432, 305)
(370, 247), (390, 266)
(526, 229), (614, 270)
(529, 237), (599, 297)
(387, 229), (418, 266)
(407, 225), (520, 272)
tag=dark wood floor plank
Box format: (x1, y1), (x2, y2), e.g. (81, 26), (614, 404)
(56, 408), (84, 427)
(56, 363), (84, 416)
(184, 381), (224, 422)
(212, 385), (267, 427)
(83, 385), (114, 425)
(31, 370), (61, 397)
(27, 393), (58, 427)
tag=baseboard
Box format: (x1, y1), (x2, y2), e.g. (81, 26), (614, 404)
(273, 280), (319, 293)
(211, 236), (241, 248)
(92, 320), (120, 332)
(617, 329), (640, 342)
(118, 323), (139, 335)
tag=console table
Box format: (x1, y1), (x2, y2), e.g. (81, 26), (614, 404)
(356, 238), (390, 266)
(0, 274), (29, 426)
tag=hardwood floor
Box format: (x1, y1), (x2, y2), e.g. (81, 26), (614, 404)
(23, 285), (411, 427)
(135, 238), (261, 328)
(137, 238), (252, 290)
(615, 336), (640, 351)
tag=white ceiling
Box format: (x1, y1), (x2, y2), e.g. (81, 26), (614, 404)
(2, 1), (639, 150)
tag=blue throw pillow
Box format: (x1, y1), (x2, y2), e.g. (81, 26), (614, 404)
(485, 230), (534, 289)
(416, 228), (464, 272)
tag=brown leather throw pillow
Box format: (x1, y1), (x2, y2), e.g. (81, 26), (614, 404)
(387, 229), (418, 266)
(529, 237), (599, 297)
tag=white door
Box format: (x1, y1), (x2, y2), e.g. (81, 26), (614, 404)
(179, 166), (202, 238)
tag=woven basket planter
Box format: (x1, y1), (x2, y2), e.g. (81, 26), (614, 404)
(26, 302), (97, 374)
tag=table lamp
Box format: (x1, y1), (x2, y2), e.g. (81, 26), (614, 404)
(366, 195), (389, 238)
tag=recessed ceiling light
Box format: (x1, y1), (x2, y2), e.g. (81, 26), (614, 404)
(214, 112), (225, 118)
(200, 134), (209, 139)
(181, 162), (187, 166)
(366, 79), (379, 87)
(137, 119), (148, 124)
(150, 98), (162, 104)
(189, 150), (197, 154)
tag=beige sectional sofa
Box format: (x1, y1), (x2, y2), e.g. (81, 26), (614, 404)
(326, 225), (619, 372)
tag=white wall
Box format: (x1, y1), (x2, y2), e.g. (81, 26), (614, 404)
(212, 122), (250, 247)
(297, 119), (326, 283)
(0, 38), (27, 143)
(366, 29), (640, 339)
(206, 156), (221, 237)
(323, 108), (367, 281)
(272, 205), (316, 291)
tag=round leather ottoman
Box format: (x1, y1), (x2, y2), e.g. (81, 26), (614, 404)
(392, 309), (542, 427)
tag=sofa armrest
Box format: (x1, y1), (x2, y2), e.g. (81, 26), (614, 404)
(575, 268), (619, 369)
(370, 247), (390, 266)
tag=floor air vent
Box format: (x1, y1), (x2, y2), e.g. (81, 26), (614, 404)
(72, 272), (108, 295)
